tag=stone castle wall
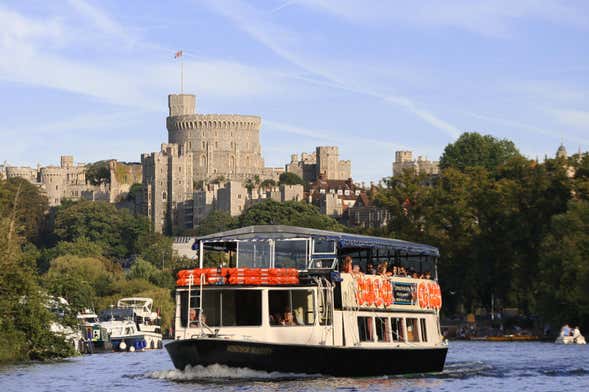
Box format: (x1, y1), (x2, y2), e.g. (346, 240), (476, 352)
(166, 94), (269, 183)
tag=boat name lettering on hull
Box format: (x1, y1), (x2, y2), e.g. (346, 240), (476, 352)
(227, 345), (272, 355)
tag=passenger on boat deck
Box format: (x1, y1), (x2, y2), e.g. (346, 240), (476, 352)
(189, 308), (198, 327)
(352, 264), (362, 275)
(390, 266), (398, 276)
(377, 262), (391, 277)
(281, 308), (296, 326)
(561, 324), (571, 336)
(270, 313), (282, 325)
(366, 263), (376, 275)
(342, 256), (353, 273)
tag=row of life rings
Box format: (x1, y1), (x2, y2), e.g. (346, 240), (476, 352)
(354, 277), (394, 307)
(417, 281), (442, 309)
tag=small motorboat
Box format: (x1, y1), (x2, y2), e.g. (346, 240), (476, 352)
(555, 335), (586, 345)
(555, 325), (586, 344)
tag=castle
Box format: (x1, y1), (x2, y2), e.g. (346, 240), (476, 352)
(286, 146), (352, 182)
(1, 156), (141, 206)
(392, 151), (439, 177)
(166, 94), (282, 183)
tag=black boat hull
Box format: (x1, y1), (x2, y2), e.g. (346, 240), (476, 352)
(165, 338), (448, 376)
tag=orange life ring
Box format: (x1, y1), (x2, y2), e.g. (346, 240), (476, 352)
(380, 279), (393, 306)
(373, 279), (384, 307)
(427, 281), (442, 309)
(417, 281), (430, 308)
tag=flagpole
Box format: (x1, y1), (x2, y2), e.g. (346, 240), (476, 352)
(181, 56), (184, 94)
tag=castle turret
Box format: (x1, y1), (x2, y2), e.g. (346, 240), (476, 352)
(168, 94), (196, 116)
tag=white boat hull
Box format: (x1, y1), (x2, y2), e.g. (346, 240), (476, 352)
(555, 335), (586, 344)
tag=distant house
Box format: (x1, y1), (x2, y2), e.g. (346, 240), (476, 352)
(346, 193), (390, 228)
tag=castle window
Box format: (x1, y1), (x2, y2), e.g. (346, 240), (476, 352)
(215, 142), (218, 148)
(202, 141), (205, 149)
(162, 192), (166, 200)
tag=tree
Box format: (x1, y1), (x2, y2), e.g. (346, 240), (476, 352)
(439, 132), (521, 172)
(0, 217), (73, 362)
(85, 161), (110, 185)
(196, 210), (238, 236)
(536, 200), (589, 331)
(0, 177), (49, 245)
(279, 172), (305, 186)
(238, 200), (343, 231)
(52, 201), (150, 259)
(260, 179), (276, 190)
(44, 255), (120, 310)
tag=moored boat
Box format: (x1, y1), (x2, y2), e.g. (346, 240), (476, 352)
(99, 297), (163, 352)
(166, 225), (448, 376)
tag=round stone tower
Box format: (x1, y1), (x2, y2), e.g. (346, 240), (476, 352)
(166, 94), (265, 183)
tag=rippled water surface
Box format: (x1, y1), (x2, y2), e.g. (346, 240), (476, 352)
(1, 341), (588, 391)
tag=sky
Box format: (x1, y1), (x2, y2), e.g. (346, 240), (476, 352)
(0, 0), (588, 182)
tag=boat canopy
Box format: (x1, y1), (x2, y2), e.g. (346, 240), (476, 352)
(193, 225), (439, 257)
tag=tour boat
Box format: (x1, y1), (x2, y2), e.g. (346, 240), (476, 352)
(99, 297), (163, 352)
(166, 225), (448, 376)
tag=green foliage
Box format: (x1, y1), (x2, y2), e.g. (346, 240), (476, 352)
(85, 161), (110, 185)
(196, 210), (238, 236)
(0, 218), (73, 363)
(0, 177), (49, 244)
(127, 258), (175, 289)
(126, 183), (143, 202)
(439, 132), (521, 172)
(260, 179), (276, 189)
(238, 199), (344, 231)
(537, 200), (589, 330)
(52, 201), (149, 259)
(279, 172), (306, 186)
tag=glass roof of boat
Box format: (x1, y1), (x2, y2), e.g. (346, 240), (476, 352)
(194, 225), (439, 257)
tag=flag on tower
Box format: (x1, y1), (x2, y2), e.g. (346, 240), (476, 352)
(174, 50), (183, 59)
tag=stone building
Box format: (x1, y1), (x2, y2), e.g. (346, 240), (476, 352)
(166, 94), (282, 184)
(4, 164), (39, 183)
(39, 156), (93, 206)
(392, 151), (439, 177)
(308, 176), (361, 217)
(286, 146), (352, 182)
(346, 193), (390, 228)
(141, 143), (193, 233)
(193, 182), (305, 225)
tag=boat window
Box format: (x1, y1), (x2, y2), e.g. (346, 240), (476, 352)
(391, 317), (404, 342)
(269, 289), (315, 326)
(375, 317), (391, 342)
(406, 318), (420, 342)
(221, 290), (262, 326)
(420, 318), (428, 342)
(182, 289), (263, 327)
(238, 241), (271, 268)
(274, 240), (307, 269)
(313, 239), (336, 254)
(202, 290), (221, 327)
(358, 316), (374, 342)
(309, 258), (337, 269)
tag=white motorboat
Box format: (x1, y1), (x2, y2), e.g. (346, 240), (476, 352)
(555, 335), (586, 344)
(99, 297), (163, 352)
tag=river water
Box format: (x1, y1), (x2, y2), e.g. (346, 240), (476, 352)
(1, 341), (588, 391)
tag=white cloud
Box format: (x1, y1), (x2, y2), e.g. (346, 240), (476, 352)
(202, 0), (461, 139)
(294, 0), (589, 37)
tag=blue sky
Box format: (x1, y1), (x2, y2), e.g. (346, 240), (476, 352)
(0, 0), (587, 182)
